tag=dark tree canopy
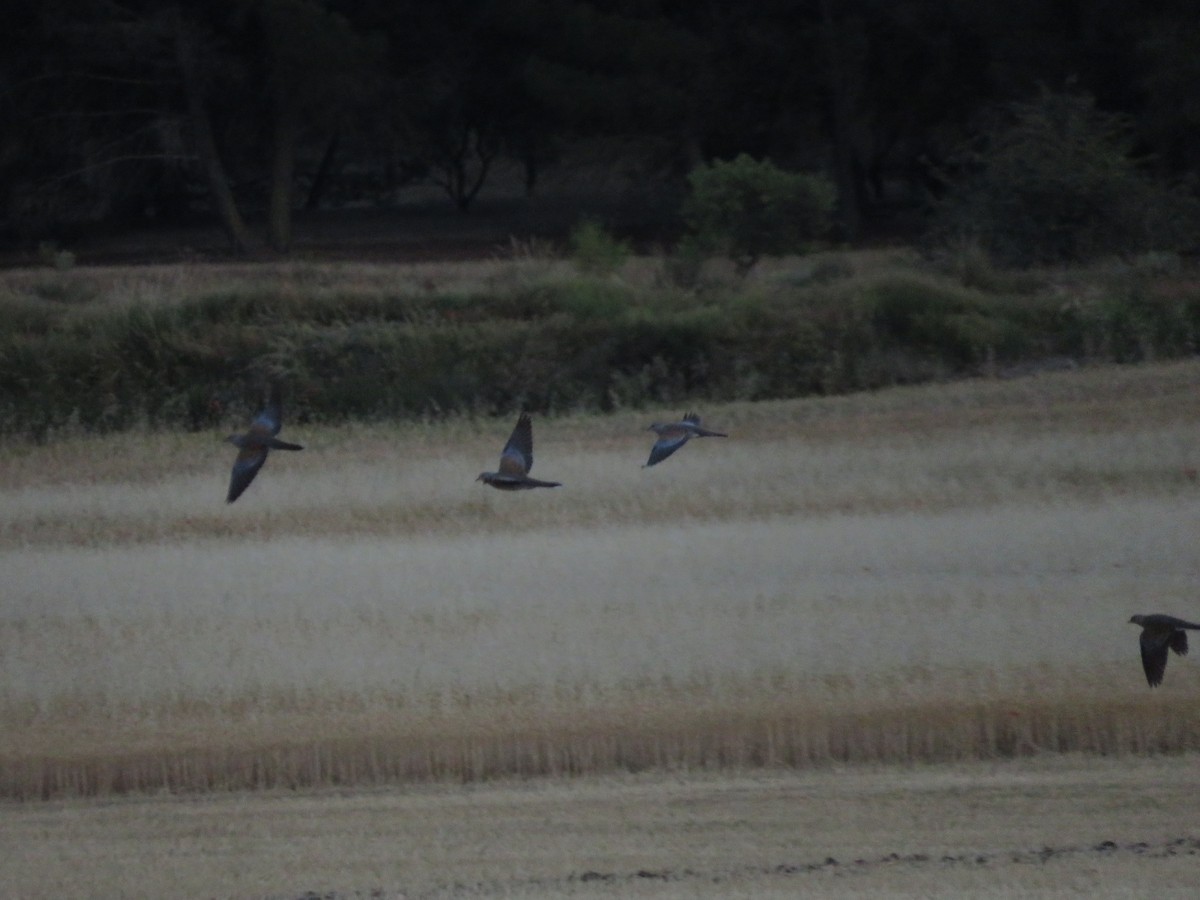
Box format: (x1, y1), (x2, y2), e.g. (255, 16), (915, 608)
(1, 0), (1196, 257)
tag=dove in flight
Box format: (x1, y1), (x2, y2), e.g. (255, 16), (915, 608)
(476, 413), (562, 490)
(644, 412), (727, 467)
(1128, 613), (1200, 687)
(224, 390), (304, 503)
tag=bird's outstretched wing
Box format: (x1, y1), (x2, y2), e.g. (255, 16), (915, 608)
(227, 445), (269, 503)
(248, 384), (287, 435)
(249, 401), (283, 437)
(646, 427), (689, 467)
(1140, 629), (1172, 687)
(499, 413), (534, 476)
(1169, 630), (1189, 657)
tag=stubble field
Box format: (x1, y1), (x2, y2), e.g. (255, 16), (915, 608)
(2, 358), (1199, 896)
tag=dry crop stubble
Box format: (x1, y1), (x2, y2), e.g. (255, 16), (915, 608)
(0, 258), (567, 311)
(1, 361), (1200, 798)
(3, 757), (1200, 899)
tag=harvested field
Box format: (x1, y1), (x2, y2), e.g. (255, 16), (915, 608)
(2, 756), (1199, 898)
(2, 360), (1199, 801)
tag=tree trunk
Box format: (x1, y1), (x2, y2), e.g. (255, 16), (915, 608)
(304, 132), (340, 211)
(267, 99), (297, 252)
(171, 10), (256, 254)
(434, 126), (497, 212)
(819, 0), (863, 242)
(522, 151), (538, 198)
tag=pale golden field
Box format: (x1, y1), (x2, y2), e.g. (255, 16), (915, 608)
(2, 359), (1199, 896)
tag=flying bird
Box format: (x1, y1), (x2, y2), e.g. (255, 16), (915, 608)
(476, 413), (562, 490)
(644, 412), (727, 467)
(1128, 613), (1200, 687)
(224, 391), (304, 503)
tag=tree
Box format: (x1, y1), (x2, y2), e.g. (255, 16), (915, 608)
(817, 0), (866, 240)
(0, 1), (383, 252)
(247, 0), (383, 249)
(359, 0), (506, 211)
(0, 0), (190, 240)
(932, 89), (1199, 264)
(5, 0), (1199, 251)
(682, 154), (835, 274)
(1137, 17), (1200, 177)
(171, 6), (257, 252)
(399, 57), (504, 212)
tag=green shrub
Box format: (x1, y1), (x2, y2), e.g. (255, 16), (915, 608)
(550, 279), (630, 321)
(660, 235), (707, 289)
(1, 260), (1198, 438)
(682, 154), (835, 274)
(866, 277), (1035, 366)
(37, 241), (75, 270)
(568, 220), (631, 276)
(933, 89), (1200, 265)
(1086, 273), (1200, 362)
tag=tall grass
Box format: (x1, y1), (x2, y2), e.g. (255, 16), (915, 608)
(1, 251), (1197, 437)
(1, 362), (1199, 798)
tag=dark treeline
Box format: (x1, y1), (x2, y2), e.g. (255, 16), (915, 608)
(2, 0), (1198, 255)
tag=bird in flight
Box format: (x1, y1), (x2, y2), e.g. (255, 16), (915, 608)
(644, 412), (728, 467)
(476, 413), (562, 490)
(224, 389), (304, 503)
(1128, 613), (1200, 686)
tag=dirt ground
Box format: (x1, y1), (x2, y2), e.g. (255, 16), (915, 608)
(3, 754), (1198, 898)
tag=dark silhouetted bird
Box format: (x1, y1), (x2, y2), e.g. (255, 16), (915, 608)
(1128, 614), (1200, 687)
(644, 412), (727, 467)
(476, 413), (561, 490)
(225, 391), (303, 503)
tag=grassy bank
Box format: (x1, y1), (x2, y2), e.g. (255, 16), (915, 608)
(1, 250), (1197, 437)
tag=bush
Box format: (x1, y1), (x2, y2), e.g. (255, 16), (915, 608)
(867, 278), (1026, 367)
(1, 259), (1198, 438)
(660, 235), (707, 289)
(933, 89), (1200, 265)
(37, 241), (75, 270)
(568, 220), (631, 276)
(682, 154), (836, 274)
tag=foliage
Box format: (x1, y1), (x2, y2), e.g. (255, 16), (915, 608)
(1, 257), (1198, 439)
(36, 241), (75, 270)
(3, 1), (1200, 248)
(567, 220), (631, 276)
(659, 235), (708, 289)
(932, 89), (1200, 265)
(682, 155), (836, 274)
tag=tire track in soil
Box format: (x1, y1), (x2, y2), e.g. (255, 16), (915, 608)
(285, 836), (1200, 898)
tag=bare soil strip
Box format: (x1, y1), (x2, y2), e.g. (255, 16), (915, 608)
(423, 835), (1200, 898)
(3, 756), (1198, 898)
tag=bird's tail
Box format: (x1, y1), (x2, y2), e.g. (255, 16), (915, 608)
(268, 439), (304, 451)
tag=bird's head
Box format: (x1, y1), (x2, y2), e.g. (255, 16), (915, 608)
(1129, 614), (1145, 626)
(476, 472), (490, 484)
(224, 434), (243, 447)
